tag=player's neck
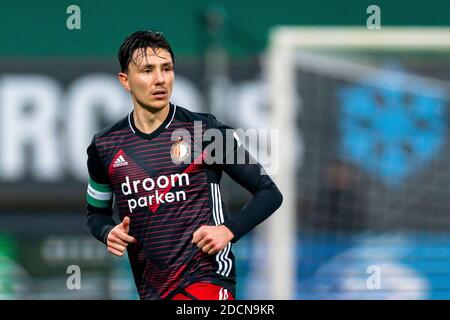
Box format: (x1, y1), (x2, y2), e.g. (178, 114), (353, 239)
(133, 103), (170, 134)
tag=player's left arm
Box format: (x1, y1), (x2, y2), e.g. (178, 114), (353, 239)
(193, 116), (283, 254)
(220, 146), (283, 242)
(193, 147), (283, 254)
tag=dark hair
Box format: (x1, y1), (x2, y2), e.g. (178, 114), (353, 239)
(118, 30), (175, 72)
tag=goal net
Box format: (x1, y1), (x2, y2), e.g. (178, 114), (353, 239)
(266, 27), (450, 299)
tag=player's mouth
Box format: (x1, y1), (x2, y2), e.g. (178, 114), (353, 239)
(152, 89), (167, 99)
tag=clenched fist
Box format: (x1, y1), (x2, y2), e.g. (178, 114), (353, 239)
(192, 225), (234, 255)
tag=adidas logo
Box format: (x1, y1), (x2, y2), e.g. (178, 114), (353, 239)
(113, 155), (128, 168)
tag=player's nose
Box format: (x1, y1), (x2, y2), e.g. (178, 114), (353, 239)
(154, 69), (165, 84)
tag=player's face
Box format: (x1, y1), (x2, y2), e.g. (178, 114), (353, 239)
(119, 47), (174, 111)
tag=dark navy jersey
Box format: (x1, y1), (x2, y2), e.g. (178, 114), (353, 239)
(86, 103), (283, 300)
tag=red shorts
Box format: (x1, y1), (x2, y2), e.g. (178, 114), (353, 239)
(172, 282), (235, 300)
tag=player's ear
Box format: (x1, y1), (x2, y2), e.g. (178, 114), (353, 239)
(118, 72), (130, 91)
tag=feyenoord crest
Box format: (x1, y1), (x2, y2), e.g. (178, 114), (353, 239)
(170, 136), (190, 163)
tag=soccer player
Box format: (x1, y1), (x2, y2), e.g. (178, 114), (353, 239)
(85, 30), (283, 300)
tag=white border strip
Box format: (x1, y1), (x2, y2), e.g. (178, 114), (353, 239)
(165, 104), (177, 129)
(128, 112), (136, 134)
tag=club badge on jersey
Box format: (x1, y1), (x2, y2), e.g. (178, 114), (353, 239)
(170, 136), (191, 163)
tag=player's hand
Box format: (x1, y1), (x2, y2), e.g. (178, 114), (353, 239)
(106, 216), (138, 257)
(192, 225), (234, 255)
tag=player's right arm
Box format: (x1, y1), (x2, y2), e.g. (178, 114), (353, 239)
(86, 138), (136, 256)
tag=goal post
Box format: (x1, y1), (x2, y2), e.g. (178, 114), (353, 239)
(266, 27), (450, 300)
